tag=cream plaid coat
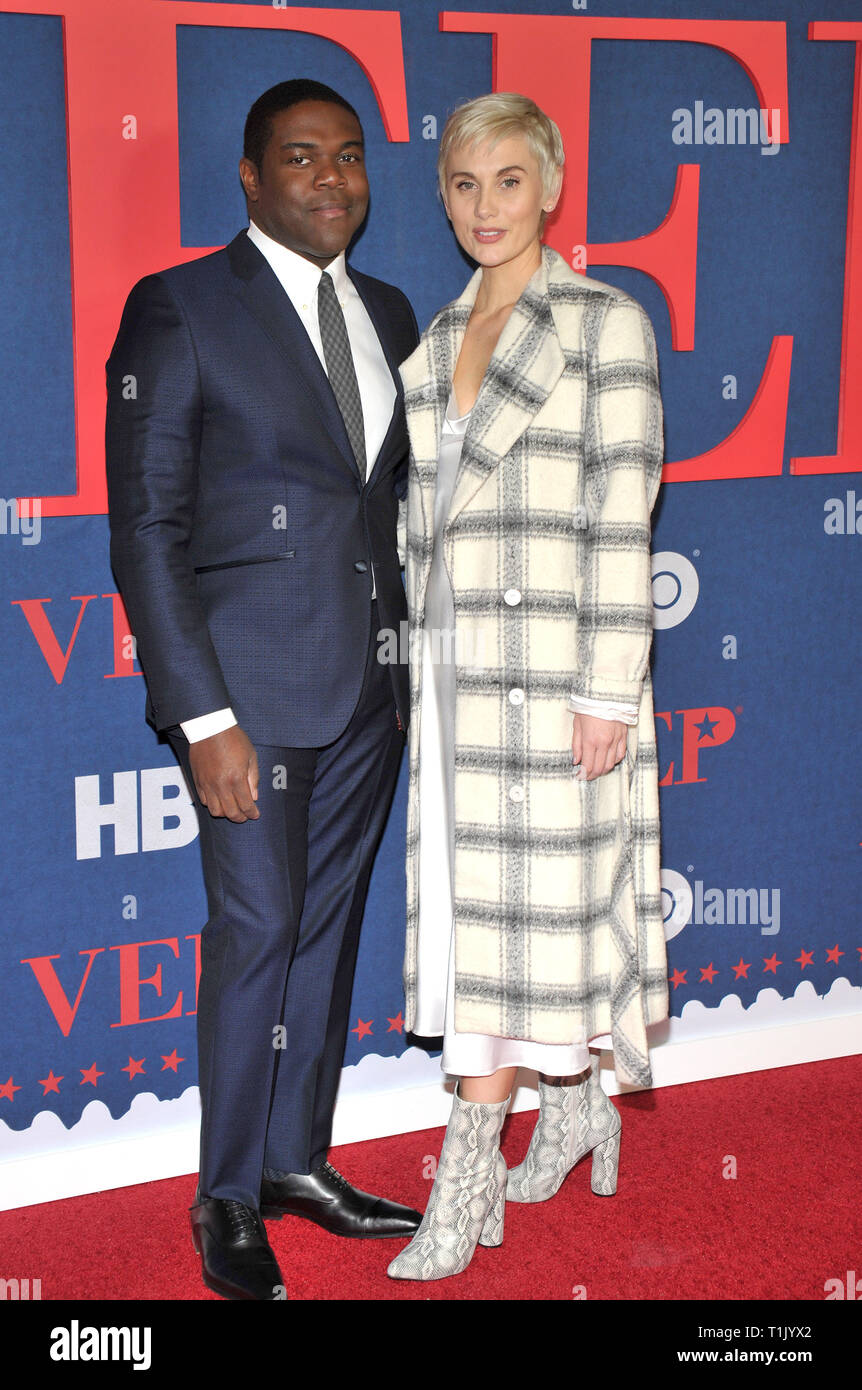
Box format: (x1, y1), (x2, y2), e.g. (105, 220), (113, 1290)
(400, 245), (668, 1088)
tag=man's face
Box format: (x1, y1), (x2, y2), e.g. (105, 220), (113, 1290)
(239, 100), (369, 266)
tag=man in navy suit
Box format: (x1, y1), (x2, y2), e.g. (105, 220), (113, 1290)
(106, 80), (421, 1300)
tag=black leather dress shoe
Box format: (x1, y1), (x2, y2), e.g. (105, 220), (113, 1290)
(190, 1197), (286, 1300)
(260, 1161), (423, 1238)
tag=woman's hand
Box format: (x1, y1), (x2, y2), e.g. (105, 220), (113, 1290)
(571, 713), (627, 781)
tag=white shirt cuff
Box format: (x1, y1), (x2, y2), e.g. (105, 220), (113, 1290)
(568, 695), (638, 726)
(180, 708), (238, 743)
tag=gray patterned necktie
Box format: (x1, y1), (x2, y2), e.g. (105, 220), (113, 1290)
(317, 270), (366, 480)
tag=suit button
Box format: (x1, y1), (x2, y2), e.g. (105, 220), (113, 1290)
(504, 588), (522, 606)
(354, 561), (368, 573)
(508, 784), (524, 803)
(509, 688), (524, 705)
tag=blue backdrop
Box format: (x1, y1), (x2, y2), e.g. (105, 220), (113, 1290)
(0, 0), (859, 1138)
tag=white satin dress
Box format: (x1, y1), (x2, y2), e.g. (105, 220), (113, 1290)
(413, 393), (611, 1077)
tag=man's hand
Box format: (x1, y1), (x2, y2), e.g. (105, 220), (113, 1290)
(571, 713), (627, 782)
(188, 726), (260, 822)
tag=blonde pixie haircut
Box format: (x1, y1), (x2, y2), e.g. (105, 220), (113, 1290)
(437, 91), (565, 202)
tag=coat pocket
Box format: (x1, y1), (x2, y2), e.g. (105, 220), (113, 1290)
(194, 551), (296, 573)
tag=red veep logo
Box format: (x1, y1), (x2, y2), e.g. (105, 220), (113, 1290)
(3, 0), (409, 517)
(2, 4), (860, 526)
(656, 706), (737, 785)
(10, 592), (139, 681)
(21, 934), (202, 1034)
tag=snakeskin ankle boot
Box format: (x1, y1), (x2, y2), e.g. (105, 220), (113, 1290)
(506, 1054), (621, 1203)
(386, 1084), (509, 1281)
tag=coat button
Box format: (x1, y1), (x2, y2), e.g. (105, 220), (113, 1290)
(503, 588), (522, 606)
(508, 784), (524, 802)
(354, 561), (368, 573)
(508, 688), (524, 705)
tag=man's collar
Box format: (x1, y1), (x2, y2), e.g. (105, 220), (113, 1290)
(247, 220), (349, 294)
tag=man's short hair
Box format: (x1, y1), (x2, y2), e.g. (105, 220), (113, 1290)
(243, 80), (362, 171)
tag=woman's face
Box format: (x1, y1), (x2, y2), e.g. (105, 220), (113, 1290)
(442, 133), (559, 270)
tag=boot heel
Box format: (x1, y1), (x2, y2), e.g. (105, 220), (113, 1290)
(477, 1154), (506, 1247)
(590, 1124), (621, 1196)
(387, 1086), (510, 1281)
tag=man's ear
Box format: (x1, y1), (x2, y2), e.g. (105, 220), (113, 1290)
(239, 156), (260, 202)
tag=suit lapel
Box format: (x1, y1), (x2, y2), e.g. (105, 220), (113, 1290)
(226, 231), (361, 482)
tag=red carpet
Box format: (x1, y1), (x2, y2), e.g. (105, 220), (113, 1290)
(2, 1054), (860, 1301)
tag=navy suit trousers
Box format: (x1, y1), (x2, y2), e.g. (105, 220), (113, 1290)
(169, 601), (404, 1208)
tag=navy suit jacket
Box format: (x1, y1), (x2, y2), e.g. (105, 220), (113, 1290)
(106, 230), (418, 746)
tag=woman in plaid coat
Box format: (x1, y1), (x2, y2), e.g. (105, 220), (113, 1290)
(387, 94), (668, 1283)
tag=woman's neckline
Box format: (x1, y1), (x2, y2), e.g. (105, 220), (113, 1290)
(446, 388), (472, 423)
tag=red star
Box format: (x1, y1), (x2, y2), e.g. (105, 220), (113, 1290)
(795, 949), (815, 970)
(699, 963), (718, 984)
(80, 1063), (104, 1087)
(0, 1076), (21, 1102)
(669, 968), (687, 990)
(825, 945), (844, 965)
(351, 1018), (373, 1039)
(38, 1071), (63, 1095)
(160, 1050), (184, 1072)
(857, 947), (862, 960)
(122, 1057), (146, 1079)
(763, 953), (782, 974)
(386, 1012), (404, 1033)
(731, 957), (751, 979)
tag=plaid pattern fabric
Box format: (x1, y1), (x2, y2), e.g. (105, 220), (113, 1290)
(317, 270), (366, 478)
(400, 246), (668, 1089)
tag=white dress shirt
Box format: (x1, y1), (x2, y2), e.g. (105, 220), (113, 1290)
(181, 222), (396, 744)
(246, 220), (396, 471)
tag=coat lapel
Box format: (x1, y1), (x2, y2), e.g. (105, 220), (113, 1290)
(447, 246), (565, 524)
(400, 274), (478, 554)
(402, 247), (567, 557)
